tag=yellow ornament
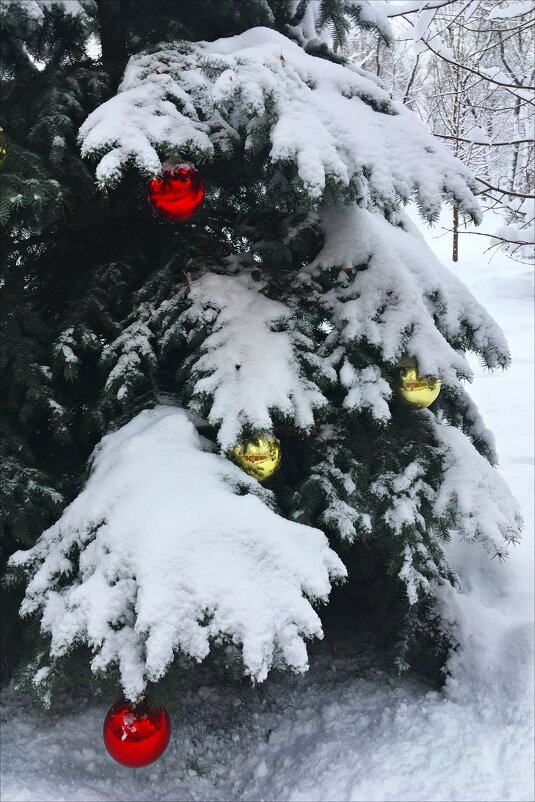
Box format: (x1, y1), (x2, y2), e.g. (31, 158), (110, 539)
(230, 433), (281, 482)
(0, 128), (7, 169)
(397, 365), (441, 409)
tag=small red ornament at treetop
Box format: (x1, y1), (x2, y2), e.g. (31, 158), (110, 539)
(103, 697), (171, 768)
(147, 162), (205, 222)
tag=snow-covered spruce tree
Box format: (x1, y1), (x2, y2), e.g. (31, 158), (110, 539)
(4, 0), (522, 703)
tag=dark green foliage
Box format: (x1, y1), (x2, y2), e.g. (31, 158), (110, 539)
(318, 0), (351, 49)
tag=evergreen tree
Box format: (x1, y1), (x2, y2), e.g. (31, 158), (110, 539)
(2, 0), (522, 703)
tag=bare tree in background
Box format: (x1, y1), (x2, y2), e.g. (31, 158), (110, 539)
(345, 0), (534, 263)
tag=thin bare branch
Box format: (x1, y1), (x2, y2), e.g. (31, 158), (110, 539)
(475, 177), (535, 199)
(385, 0), (457, 19)
(434, 133), (533, 146)
(441, 227), (534, 247)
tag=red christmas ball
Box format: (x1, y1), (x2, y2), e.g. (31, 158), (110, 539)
(103, 698), (171, 768)
(148, 163), (205, 222)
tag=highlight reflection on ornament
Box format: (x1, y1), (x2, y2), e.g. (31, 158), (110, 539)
(147, 162), (204, 222)
(398, 366), (441, 409)
(103, 697), (171, 768)
(230, 434), (281, 482)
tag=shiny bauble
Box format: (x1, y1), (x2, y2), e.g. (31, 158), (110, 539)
(103, 698), (171, 768)
(0, 128), (7, 168)
(231, 433), (281, 482)
(397, 365), (441, 409)
(148, 162), (204, 222)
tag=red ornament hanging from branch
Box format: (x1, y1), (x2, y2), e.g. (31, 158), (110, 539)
(103, 698), (171, 768)
(148, 162), (205, 222)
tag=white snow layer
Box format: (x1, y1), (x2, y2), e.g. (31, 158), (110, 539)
(182, 273), (330, 448)
(9, 407), (345, 698)
(12, 0), (86, 19)
(79, 27), (480, 219)
(308, 205), (511, 383)
(431, 418), (522, 556)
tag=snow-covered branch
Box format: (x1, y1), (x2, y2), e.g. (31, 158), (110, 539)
(9, 407), (346, 698)
(79, 27), (481, 220)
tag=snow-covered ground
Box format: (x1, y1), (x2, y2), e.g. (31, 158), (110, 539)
(1, 209), (533, 802)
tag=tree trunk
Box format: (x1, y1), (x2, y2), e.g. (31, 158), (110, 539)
(452, 206), (459, 262)
(403, 55), (420, 109)
(96, 0), (133, 232)
(97, 0), (127, 94)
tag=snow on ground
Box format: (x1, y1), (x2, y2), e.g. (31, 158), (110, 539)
(1, 209), (533, 802)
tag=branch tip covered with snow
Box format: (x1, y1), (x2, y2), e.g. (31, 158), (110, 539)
(181, 273), (330, 448)
(79, 27), (481, 219)
(9, 407), (346, 698)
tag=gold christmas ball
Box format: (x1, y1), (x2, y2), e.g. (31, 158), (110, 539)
(398, 365), (441, 409)
(0, 128), (7, 168)
(230, 433), (281, 482)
